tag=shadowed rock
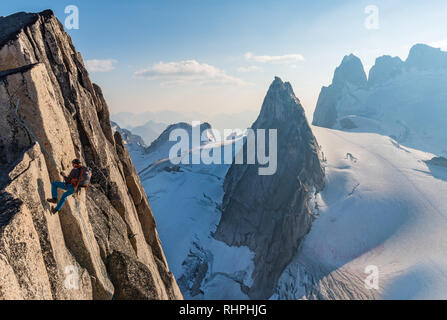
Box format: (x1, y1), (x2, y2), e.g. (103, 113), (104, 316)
(0, 10), (182, 300)
(214, 77), (325, 299)
(312, 54), (367, 128)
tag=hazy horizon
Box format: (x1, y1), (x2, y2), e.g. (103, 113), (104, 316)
(2, 0), (447, 118)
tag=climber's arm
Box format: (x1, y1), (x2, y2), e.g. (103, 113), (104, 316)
(63, 169), (76, 183)
(60, 171), (68, 183)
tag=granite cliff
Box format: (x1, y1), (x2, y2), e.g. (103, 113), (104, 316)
(0, 10), (182, 300)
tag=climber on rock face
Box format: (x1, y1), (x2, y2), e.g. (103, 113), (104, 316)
(47, 158), (84, 214)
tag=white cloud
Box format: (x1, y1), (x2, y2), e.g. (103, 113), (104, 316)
(85, 59), (117, 72)
(244, 52), (305, 64)
(429, 40), (447, 51)
(237, 65), (262, 73)
(134, 60), (248, 86)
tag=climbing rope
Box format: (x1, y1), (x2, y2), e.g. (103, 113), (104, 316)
(13, 98), (62, 171)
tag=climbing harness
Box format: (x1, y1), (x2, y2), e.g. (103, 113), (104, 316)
(13, 98), (62, 171)
(73, 166), (92, 199)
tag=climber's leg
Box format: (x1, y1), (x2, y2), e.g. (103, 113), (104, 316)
(51, 181), (67, 199)
(55, 184), (75, 211)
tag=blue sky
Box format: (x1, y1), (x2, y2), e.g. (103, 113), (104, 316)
(2, 0), (447, 117)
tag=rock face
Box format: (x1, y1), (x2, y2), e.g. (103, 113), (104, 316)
(0, 10), (182, 300)
(424, 156), (447, 168)
(368, 55), (403, 87)
(214, 77), (325, 299)
(111, 121), (147, 152)
(332, 54), (367, 88)
(137, 122), (214, 177)
(312, 44), (447, 129)
(405, 43), (447, 71)
(312, 54), (367, 128)
(311, 44), (447, 157)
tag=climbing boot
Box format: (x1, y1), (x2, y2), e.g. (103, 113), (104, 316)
(51, 207), (59, 214)
(47, 198), (58, 204)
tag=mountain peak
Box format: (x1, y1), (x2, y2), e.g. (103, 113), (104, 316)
(214, 78), (325, 299)
(405, 43), (447, 70)
(269, 76), (293, 94)
(342, 53), (359, 63)
(368, 55), (404, 87)
(272, 75), (283, 83)
(313, 54), (366, 128)
(333, 54), (367, 87)
(409, 43), (440, 54)
(253, 77), (302, 126)
(144, 121), (213, 156)
(0, 10), (54, 49)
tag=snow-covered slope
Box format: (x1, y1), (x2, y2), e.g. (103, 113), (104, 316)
(276, 127), (447, 299)
(135, 122), (215, 176)
(121, 54), (447, 298)
(131, 136), (255, 299)
(111, 110), (257, 139)
(330, 68), (447, 157)
(128, 123), (447, 299)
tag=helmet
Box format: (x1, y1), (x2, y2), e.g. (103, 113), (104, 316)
(72, 158), (81, 165)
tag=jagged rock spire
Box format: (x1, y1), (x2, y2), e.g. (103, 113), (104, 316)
(214, 77), (325, 299)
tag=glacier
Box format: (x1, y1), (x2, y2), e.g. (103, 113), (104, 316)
(120, 45), (447, 298)
(127, 123), (447, 299)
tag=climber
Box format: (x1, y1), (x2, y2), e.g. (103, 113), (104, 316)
(46, 158), (86, 214)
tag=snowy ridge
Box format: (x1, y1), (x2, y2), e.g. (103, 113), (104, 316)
(130, 134), (255, 299)
(122, 48), (447, 298)
(129, 123), (447, 299)
(313, 44), (447, 158)
(275, 127), (447, 299)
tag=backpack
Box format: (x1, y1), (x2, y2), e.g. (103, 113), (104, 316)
(76, 166), (92, 189)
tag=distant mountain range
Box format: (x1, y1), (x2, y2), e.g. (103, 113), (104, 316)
(117, 43), (447, 300)
(125, 77), (325, 299)
(130, 120), (167, 147)
(111, 121), (147, 150)
(312, 43), (447, 157)
(111, 110), (258, 145)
